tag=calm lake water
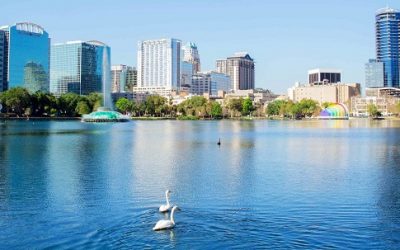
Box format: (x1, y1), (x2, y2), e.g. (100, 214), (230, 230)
(0, 119), (400, 249)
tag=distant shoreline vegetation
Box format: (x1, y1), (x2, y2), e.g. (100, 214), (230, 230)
(114, 94), (323, 120)
(2, 87), (399, 121)
(0, 87), (102, 118)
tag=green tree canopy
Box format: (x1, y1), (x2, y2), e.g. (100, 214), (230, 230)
(211, 101), (223, 118)
(0, 87), (31, 116)
(177, 96), (208, 117)
(145, 95), (168, 116)
(242, 98), (254, 116)
(367, 103), (379, 117)
(75, 100), (91, 115)
(86, 92), (103, 111)
(115, 98), (132, 114)
(226, 98), (243, 117)
(266, 100), (286, 117)
(57, 92), (81, 117)
(31, 91), (57, 116)
(298, 99), (319, 117)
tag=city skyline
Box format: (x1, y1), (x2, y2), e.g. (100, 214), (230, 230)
(1, 0), (399, 93)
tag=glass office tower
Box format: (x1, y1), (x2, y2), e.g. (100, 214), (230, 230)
(0, 23), (50, 92)
(0, 30), (5, 91)
(50, 40), (111, 107)
(365, 59), (385, 88)
(376, 8), (400, 88)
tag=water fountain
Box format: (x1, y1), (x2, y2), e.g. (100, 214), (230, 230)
(81, 107), (129, 122)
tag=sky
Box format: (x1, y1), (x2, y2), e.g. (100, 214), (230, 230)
(1, 0), (398, 93)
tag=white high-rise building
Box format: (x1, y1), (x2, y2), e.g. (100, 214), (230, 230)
(136, 38), (181, 96)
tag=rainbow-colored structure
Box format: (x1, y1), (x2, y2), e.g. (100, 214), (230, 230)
(319, 103), (349, 120)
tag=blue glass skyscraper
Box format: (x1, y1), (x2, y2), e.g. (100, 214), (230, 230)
(376, 8), (400, 88)
(50, 40), (111, 107)
(0, 30), (5, 92)
(0, 23), (50, 92)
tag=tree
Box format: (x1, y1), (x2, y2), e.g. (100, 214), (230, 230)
(367, 103), (379, 117)
(145, 95), (168, 116)
(211, 101), (223, 118)
(188, 96), (207, 108)
(298, 99), (319, 118)
(0, 87), (31, 116)
(242, 98), (254, 116)
(31, 91), (57, 116)
(138, 102), (146, 117)
(291, 102), (303, 119)
(226, 98), (243, 117)
(266, 100), (286, 117)
(87, 92), (103, 111)
(177, 96), (208, 118)
(57, 92), (80, 117)
(284, 101), (296, 119)
(75, 101), (91, 115)
(115, 98), (132, 114)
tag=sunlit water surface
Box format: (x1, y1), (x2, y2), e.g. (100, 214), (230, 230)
(0, 119), (400, 249)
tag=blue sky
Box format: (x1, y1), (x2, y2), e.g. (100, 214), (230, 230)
(1, 0), (398, 93)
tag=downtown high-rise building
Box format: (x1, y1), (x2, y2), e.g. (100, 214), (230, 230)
(308, 68), (341, 85)
(181, 61), (194, 87)
(50, 40), (112, 107)
(111, 65), (137, 93)
(136, 38), (181, 96)
(0, 30), (5, 92)
(191, 71), (231, 96)
(375, 7), (400, 88)
(216, 52), (255, 91)
(0, 22), (50, 93)
(183, 42), (201, 73)
(365, 59), (384, 88)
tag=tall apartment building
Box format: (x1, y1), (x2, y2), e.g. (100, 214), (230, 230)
(136, 38), (181, 96)
(308, 68), (341, 85)
(216, 52), (255, 91)
(375, 7), (400, 88)
(183, 42), (201, 73)
(191, 71), (231, 96)
(111, 65), (137, 93)
(50, 40), (111, 107)
(0, 22), (50, 92)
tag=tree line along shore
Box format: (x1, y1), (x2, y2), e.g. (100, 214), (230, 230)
(1, 87), (399, 120)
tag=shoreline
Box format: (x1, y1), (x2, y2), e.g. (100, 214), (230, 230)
(0, 116), (81, 121)
(1, 116), (400, 122)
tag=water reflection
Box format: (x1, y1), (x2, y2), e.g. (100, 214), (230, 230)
(376, 128), (400, 245)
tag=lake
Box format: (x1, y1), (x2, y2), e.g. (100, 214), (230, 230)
(0, 119), (399, 249)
